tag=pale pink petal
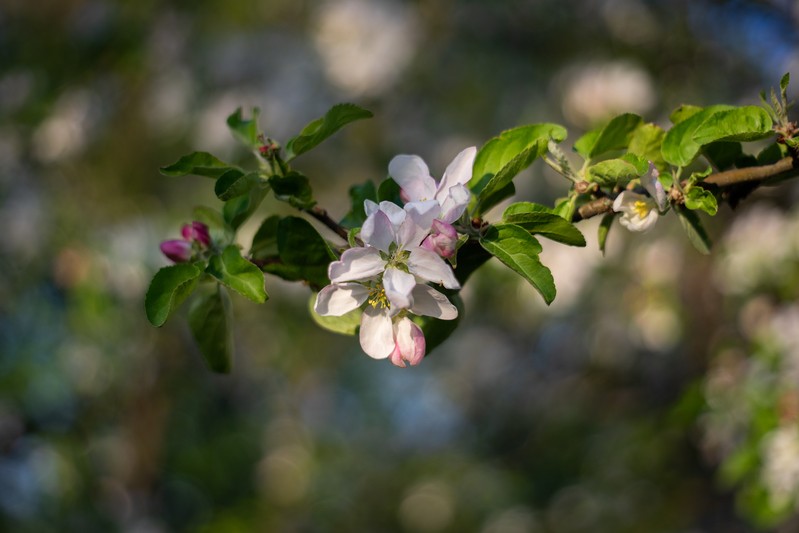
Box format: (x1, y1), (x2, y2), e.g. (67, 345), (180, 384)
(383, 267), (416, 311)
(396, 200), (440, 248)
(436, 146), (477, 203)
(314, 283), (369, 316)
(377, 201), (406, 228)
(389, 155), (437, 202)
(359, 306), (394, 359)
(329, 247), (386, 283)
(408, 248), (461, 289)
(364, 199), (380, 217)
(360, 210), (395, 252)
(410, 284), (458, 320)
(641, 162), (668, 211)
(438, 183), (471, 224)
(421, 220), (459, 258)
(390, 317), (426, 367)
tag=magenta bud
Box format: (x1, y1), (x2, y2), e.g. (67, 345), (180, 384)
(421, 219), (459, 258)
(181, 221), (211, 247)
(160, 240), (193, 263)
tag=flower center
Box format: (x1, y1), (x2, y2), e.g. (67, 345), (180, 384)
(633, 200), (650, 219)
(367, 285), (390, 309)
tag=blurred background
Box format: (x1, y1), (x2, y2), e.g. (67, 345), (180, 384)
(2, 0), (799, 531)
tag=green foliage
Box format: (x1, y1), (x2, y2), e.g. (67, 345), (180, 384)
(206, 246), (268, 303)
(340, 181), (377, 229)
(309, 295), (361, 336)
(684, 187), (718, 216)
(188, 285), (234, 374)
(285, 103), (373, 160)
(480, 223), (556, 304)
(227, 108), (262, 148)
(223, 187), (269, 230)
(702, 141), (744, 170)
(628, 123), (666, 170)
(676, 206), (712, 254)
(502, 202), (586, 246)
(587, 157), (644, 187)
(662, 106), (773, 166)
(470, 123), (567, 215)
(145, 263), (204, 327)
(574, 113), (643, 160)
(260, 217), (336, 290)
(250, 215), (280, 261)
(669, 104), (703, 125)
(598, 213), (614, 256)
(214, 169), (266, 201)
(268, 171), (315, 209)
(377, 177), (403, 204)
(160, 151), (234, 179)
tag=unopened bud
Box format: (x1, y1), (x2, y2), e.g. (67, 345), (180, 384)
(421, 219), (459, 258)
(160, 240), (192, 263)
(181, 221), (211, 247)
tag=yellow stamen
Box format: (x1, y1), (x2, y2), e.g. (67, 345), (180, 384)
(367, 286), (390, 309)
(633, 200), (650, 219)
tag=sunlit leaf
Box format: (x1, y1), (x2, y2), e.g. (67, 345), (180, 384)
(574, 113), (642, 159)
(160, 151), (233, 179)
(309, 295), (361, 336)
(285, 103), (373, 159)
(502, 202), (586, 246)
(684, 186), (718, 215)
(206, 245), (268, 303)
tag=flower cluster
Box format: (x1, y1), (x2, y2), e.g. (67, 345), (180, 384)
(314, 148), (475, 367)
(160, 221), (211, 263)
(612, 162), (668, 232)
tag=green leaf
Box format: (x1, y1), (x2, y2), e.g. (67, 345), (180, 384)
(223, 186), (269, 230)
(502, 202), (586, 246)
(479, 223), (556, 304)
(684, 186), (718, 216)
(193, 206), (232, 243)
(145, 263), (203, 327)
(757, 142), (788, 165)
(214, 169), (266, 201)
(628, 123), (666, 170)
(377, 177), (402, 204)
(268, 171), (315, 209)
(781, 72), (790, 93)
(340, 181), (377, 229)
(598, 213), (614, 256)
(250, 215), (280, 261)
(574, 113), (643, 159)
(227, 107), (261, 148)
(669, 104), (703, 125)
(470, 123), (567, 215)
(285, 103), (373, 159)
(411, 292), (464, 356)
(160, 151), (233, 179)
(262, 217), (336, 289)
(552, 197), (577, 221)
(662, 105), (773, 166)
(702, 141), (743, 171)
(188, 285), (233, 374)
(676, 206), (711, 254)
(206, 245), (268, 303)
(586, 158), (642, 187)
(309, 295), (361, 336)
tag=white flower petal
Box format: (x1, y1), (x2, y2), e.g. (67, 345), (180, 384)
(436, 146), (477, 203)
(390, 317), (426, 367)
(377, 201), (407, 227)
(364, 199), (380, 217)
(359, 306), (395, 359)
(613, 191), (659, 232)
(641, 162), (668, 211)
(389, 155), (437, 202)
(410, 284), (458, 320)
(408, 248), (461, 289)
(397, 200), (440, 248)
(314, 283), (369, 316)
(329, 247), (386, 282)
(361, 210), (395, 252)
(383, 267), (416, 310)
(438, 183), (471, 224)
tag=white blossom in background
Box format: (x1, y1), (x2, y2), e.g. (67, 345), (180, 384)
(761, 426), (799, 509)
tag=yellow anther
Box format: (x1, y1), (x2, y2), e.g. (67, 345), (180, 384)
(367, 286), (390, 309)
(633, 200), (650, 219)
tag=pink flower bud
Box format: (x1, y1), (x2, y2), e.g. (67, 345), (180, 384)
(390, 318), (426, 368)
(160, 240), (192, 263)
(421, 219), (459, 258)
(181, 221), (211, 247)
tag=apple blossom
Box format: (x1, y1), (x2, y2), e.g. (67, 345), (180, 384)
(160, 221), (212, 262)
(613, 162), (668, 232)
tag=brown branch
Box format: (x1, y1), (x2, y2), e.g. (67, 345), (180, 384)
(573, 197), (613, 222)
(304, 206), (349, 240)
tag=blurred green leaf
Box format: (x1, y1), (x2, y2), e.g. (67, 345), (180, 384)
(188, 284), (233, 374)
(662, 106), (773, 166)
(598, 213), (614, 255)
(471, 123), (567, 215)
(480, 223), (555, 304)
(340, 181), (377, 229)
(502, 202), (586, 246)
(206, 246), (268, 303)
(684, 187), (718, 215)
(309, 295), (361, 336)
(214, 169), (266, 201)
(676, 206), (712, 254)
(223, 187), (269, 230)
(227, 107), (261, 148)
(285, 103), (373, 160)
(160, 151), (234, 179)
(145, 263), (203, 327)
(268, 171), (315, 209)
(377, 177), (403, 204)
(250, 215), (280, 261)
(574, 113), (643, 159)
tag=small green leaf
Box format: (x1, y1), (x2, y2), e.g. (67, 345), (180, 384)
(628, 123), (666, 170)
(214, 169), (266, 201)
(206, 245), (268, 303)
(552, 197), (577, 221)
(411, 292), (464, 356)
(227, 107), (261, 148)
(223, 187), (269, 230)
(145, 263), (203, 327)
(309, 295), (361, 336)
(684, 187), (718, 216)
(780, 72), (790, 93)
(160, 151), (233, 179)
(340, 181), (377, 229)
(587, 158), (642, 187)
(377, 177), (402, 204)
(480, 223), (555, 304)
(268, 171), (315, 209)
(502, 202), (586, 246)
(285, 103), (373, 159)
(669, 104), (703, 125)
(598, 213), (614, 256)
(574, 113), (643, 159)
(662, 105), (773, 166)
(188, 285), (233, 374)
(470, 123), (567, 215)
(676, 206), (711, 254)
(250, 215), (281, 261)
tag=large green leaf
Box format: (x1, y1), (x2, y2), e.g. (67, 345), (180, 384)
(586, 158), (643, 187)
(285, 103), (373, 159)
(261, 217), (336, 289)
(502, 202), (586, 246)
(160, 151), (233, 179)
(669, 104), (703, 125)
(662, 105), (773, 166)
(574, 113), (643, 160)
(227, 107), (261, 148)
(214, 169), (266, 201)
(470, 123), (567, 215)
(479, 223), (556, 304)
(188, 285), (233, 374)
(309, 295), (361, 336)
(205, 246), (268, 303)
(268, 171), (315, 209)
(628, 123), (666, 170)
(676, 206), (711, 254)
(145, 263), (203, 327)
(250, 215), (281, 261)
(340, 181), (377, 229)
